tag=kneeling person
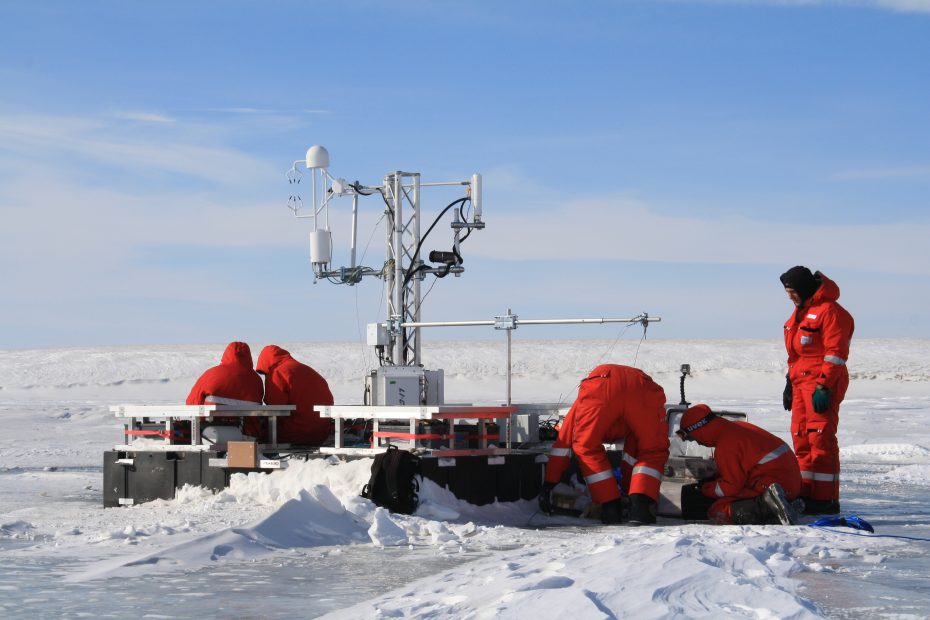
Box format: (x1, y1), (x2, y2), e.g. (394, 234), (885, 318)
(677, 404), (800, 525)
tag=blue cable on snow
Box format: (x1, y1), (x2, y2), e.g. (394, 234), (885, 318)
(807, 514), (930, 542)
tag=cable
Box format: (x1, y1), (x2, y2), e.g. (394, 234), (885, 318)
(458, 202), (474, 243)
(402, 197), (469, 289)
(349, 181), (376, 197)
(375, 187), (395, 215)
(553, 321), (641, 408)
(590, 322), (637, 369)
(809, 525), (930, 542)
(414, 275), (442, 316)
(631, 321), (649, 367)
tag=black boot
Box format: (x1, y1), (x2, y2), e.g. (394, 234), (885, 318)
(762, 483), (798, 525)
(730, 496), (769, 525)
(600, 498), (624, 525)
(801, 498), (841, 515)
(627, 493), (657, 525)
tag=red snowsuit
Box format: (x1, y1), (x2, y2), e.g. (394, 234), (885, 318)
(784, 273), (854, 501)
(186, 341), (264, 411)
(686, 410), (802, 525)
(184, 342), (264, 440)
(254, 345), (334, 446)
(544, 365), (669, 504)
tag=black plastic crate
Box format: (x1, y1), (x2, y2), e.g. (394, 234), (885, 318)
(200, 450), (227, 492)
(125, 452), (177, 505)
(175, 451), (204, 489)
(102, 451), (128, 508)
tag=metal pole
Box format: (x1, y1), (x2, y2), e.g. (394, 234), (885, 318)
(401, 316), (661, 328)
(349, 193), (358, 269)
(507, 308), (512, 407)
(412, 174), (422, 366)
(392, 172), (405, 365)
(402, 320), (495, 328)
(311, 170), (318, 232)
(515, 317), (662, 325)
(383, 173), (396, 365)
(506, 308), (512, 449)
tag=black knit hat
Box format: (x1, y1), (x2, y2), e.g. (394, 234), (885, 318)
(780, 266), (820, 301)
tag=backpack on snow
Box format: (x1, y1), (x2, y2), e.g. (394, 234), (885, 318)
(360, 445), (421, 514)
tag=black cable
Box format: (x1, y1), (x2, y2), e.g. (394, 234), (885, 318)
(458, 203), (474, 243)
(376, 187), (395, 215)
(350, 181), (376, 196)
(402, 196), (469, 289)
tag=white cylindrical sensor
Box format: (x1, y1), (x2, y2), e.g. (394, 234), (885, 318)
(309, 229), (333, 265)
(471, 173), (482, 219)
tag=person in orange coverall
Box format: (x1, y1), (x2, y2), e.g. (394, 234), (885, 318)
(780, 266), (855, 515)
(539, 364), (669, 525)
(676, 404), (800, 525)
(184, 342), (264, 445)
(253, 345), (334, 446)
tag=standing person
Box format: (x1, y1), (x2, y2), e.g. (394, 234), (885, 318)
(254, 345), (334, 446)
(676, 404), (800, 525)
(780, 266), (855, 515)
(186, 341), (264, 447)
(539, 364), (670, 525)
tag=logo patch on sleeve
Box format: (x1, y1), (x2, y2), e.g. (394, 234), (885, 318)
(806, 313), (818, 319)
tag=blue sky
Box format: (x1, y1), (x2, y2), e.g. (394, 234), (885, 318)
(1, 0), (928, 349)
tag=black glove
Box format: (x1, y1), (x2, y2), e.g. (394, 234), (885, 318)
(538, 482), (556, 515)
(601, 497), (624, 524)
(812, 384), (830, 413)
(783, 375), (793, 411)
(680, 482), (716, 521)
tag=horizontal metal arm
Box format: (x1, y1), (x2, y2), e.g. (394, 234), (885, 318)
(401, 315), (661, 328)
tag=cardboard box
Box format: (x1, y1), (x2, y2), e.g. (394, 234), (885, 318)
(227, 441), (258, 468)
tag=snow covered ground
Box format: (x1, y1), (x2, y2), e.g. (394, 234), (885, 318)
(1, 337), (929, 618)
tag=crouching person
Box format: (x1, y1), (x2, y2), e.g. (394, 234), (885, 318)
(186, 341), (264, 448)
(677, 404), (800, 525)
(539, 364), (670, 525)
(252, 345), (334, 446)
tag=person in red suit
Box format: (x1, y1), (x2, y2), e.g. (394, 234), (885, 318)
(677, 404), (800, 525)
(254, 345), (334, 446)
(780, 266), (855, 515)
(185, 341), (264, 446)
(539, 364), (670, 525)
(186, 341), (264, 406)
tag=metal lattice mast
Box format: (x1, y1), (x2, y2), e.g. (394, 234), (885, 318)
(383, 172), (423, 367)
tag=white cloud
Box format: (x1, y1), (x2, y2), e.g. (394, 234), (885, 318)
(112, 111), (175, 123)
(829, 165), (930, 181)
(876, 0), (930, 13)
(0, 114), (278, 186)
(678, 0), (930, 14)
(466, 194), (930, 276)
(194, 107), (332, 116)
